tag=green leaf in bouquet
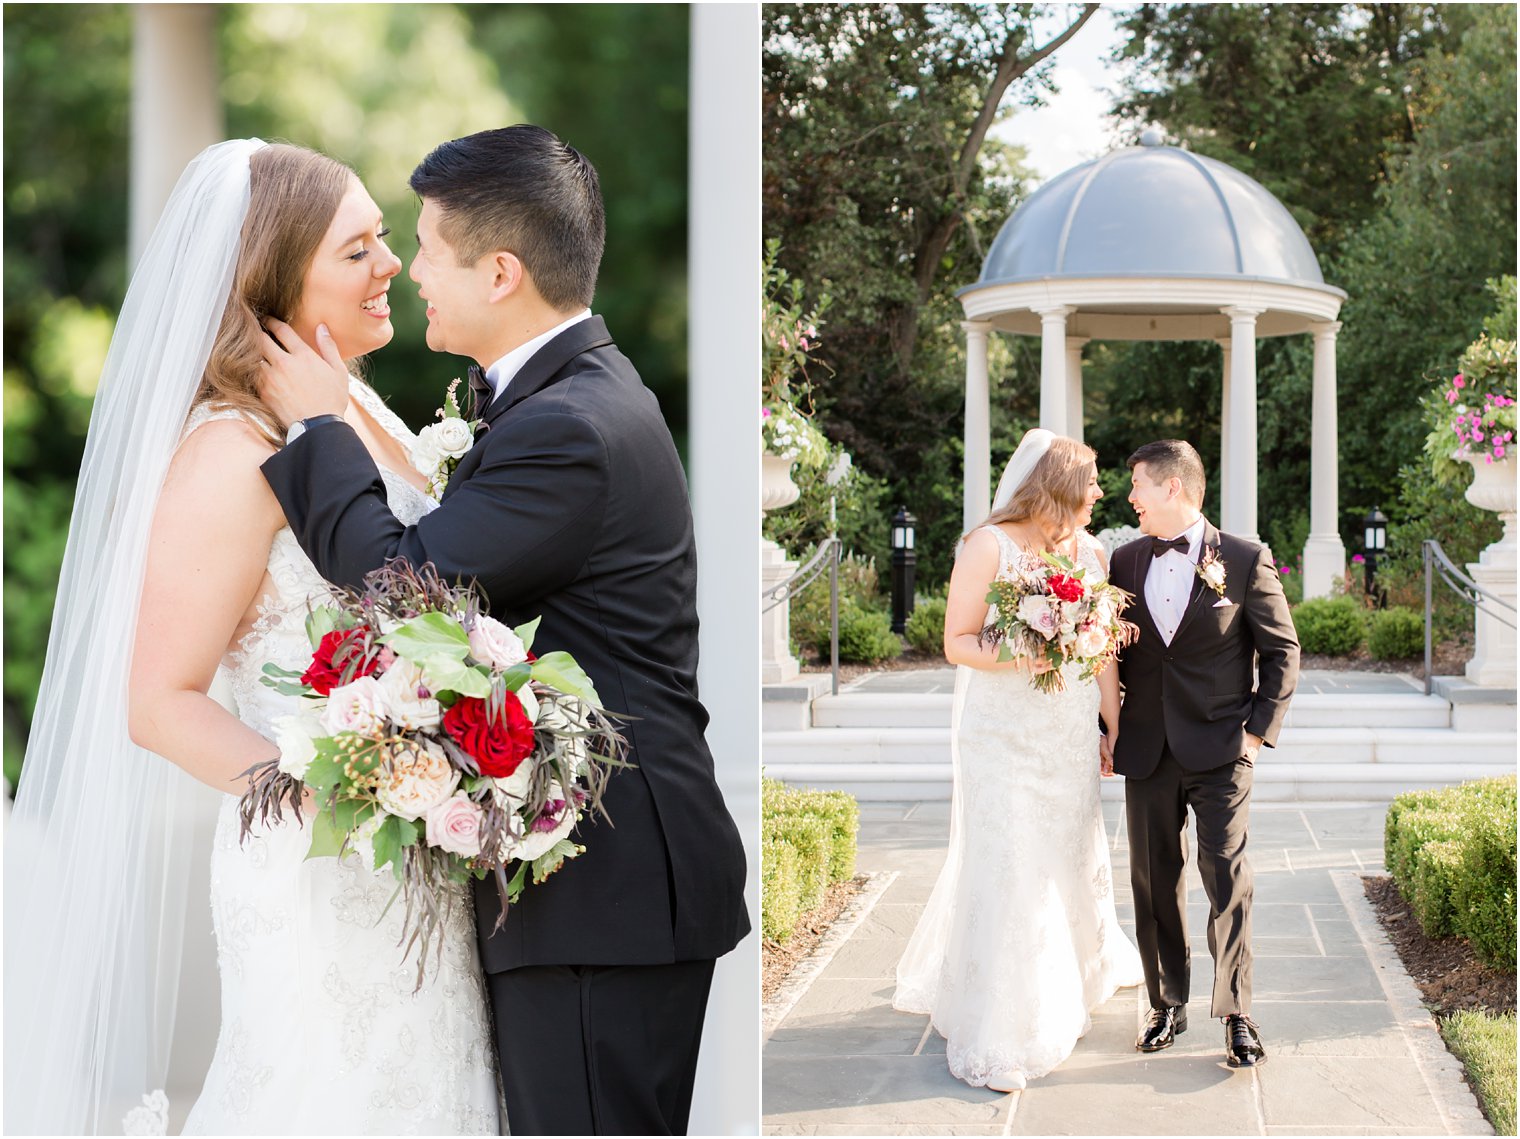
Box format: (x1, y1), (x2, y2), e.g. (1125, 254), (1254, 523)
(373, 815), (402, 872)
(512, 616), (542, 653)
(497, 663), (532, 693)
(384, 612), (471, 664)
(305, 606), (343, 649)
(529, 652), (601, 705)
(531, 838), (583, 885)
(504, 860), (529, 904)
(421, 655), (493, 698)
(305, 808), (346, 861)
(301, 750), (345, 796)
(397, 817), (421, 848)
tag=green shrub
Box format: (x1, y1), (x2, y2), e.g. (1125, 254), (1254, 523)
(1451, 804), (1518, 970)
(782, 788), (860, 882)
(1411, 839), (1463, 937)
(1388, 807), (1464, 887)
(788, 551), (882, 659)
(818, 602), (902, 663)
(904, 597), (947, 655)
(1368, 606), (1425, 660)
(763, 810), (830, 913)
(1385, 788), (1446, 867)
(1291, 596), (1367, 655)
(760, 836), (801, 942)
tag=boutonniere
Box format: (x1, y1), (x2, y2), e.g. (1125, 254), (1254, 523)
(1195, 545), (1228, 599)
(410, 378), (481, 501)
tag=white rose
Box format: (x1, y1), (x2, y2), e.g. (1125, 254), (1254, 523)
(377, 659), (442, 731)
(491, 755), (537, 805)
(272, 713), (321, 780)
(320, 675), (388, 737)
(502, 782), (578, 862)
(375, 739), (459, 822)
(1015, 594), (1058, 641)
(409, 431), (444, 477)
(1201, 562), (1227, 590)
(1093, 595), (1116, 627)
(468, 616), (528, 670)
(1075, 624), (1110, 659)
(432, 417), (474, 459)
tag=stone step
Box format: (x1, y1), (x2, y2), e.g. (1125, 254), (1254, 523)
(763, 725), (1517, 767)
(763, 760), (1519, 803)
(808, 691), (1454, 730)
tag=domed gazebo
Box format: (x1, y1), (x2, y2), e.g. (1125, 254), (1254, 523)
(959, 130), (1348, 597)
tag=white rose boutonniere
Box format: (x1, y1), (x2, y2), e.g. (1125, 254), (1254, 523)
(1196, 546), (1228, 599)
(412, 378), (481, 500)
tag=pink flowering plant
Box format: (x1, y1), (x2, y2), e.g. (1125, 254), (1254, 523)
(762, 239), (832, 468)
(1424, 333), (1517, 485)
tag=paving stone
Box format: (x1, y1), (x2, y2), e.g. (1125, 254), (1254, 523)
(1309, 919), (1369, 956)
(1247, 998), (1408, 1058)
(820, 935), (908, 980)
(1009, 1052), (1262, 1135)
(764, 1055), (1013, 1125)
(1257, 1057), (1446, 1131)
(854, 902), (927, 940)
(1252, 954), (1387, 1002)
(768, 1010), (929, 1059)
(881, 875), (943, 905)
(765, 1126), (1009, 1136)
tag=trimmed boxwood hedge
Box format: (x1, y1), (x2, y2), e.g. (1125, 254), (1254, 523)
(761, 778), (861, 944)
(1385, 777), (1517, 969)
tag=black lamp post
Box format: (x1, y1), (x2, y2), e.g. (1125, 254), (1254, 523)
(1363, 506), (1388, 606)
(890, 506), (917, 634)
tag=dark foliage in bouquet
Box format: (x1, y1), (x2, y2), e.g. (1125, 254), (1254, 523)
(238, 559), (629, 986)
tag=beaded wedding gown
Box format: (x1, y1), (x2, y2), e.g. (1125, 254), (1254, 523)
(893, 526), (1144, 1089)
(177, 381), (499, 1134)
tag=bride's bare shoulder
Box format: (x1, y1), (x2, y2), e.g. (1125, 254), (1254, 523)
(163, 413), (282, 526)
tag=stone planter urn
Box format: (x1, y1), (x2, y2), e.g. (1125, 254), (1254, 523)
(1457, 451), (1516, 688)
(760, 451), (801, 684)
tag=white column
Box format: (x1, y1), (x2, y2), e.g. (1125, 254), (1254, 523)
(1033, 305), (1074, 434)
(963, 320), (993, 529)
(1065, 336), (1088, 442)
(1462, 459), (1517, 688)
(1220, 307), (1264, 541)
(688, 6), (759, 1132)
(130, 5), (223, 267)
(1217, 337), (1232, 518)
(1302, 322), (1347, 598)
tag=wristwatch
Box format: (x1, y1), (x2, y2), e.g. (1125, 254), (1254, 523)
(284, 413), (345, 445)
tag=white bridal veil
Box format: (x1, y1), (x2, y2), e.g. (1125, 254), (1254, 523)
(4, 138), (267, 1134)
(893, 427), (1055, 1011)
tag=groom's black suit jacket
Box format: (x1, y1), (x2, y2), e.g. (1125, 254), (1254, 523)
(262, 316), (750, 972)
(1108, 521), (1300, 779)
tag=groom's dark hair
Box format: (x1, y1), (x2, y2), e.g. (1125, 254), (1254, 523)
(1127, 439), (1206, 505)
(409, 125), (605, 310)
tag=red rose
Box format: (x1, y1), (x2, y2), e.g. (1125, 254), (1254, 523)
(301, 626), (378, 695)
(443, 692), (535, 778)
(1047, 574), (1085, 604)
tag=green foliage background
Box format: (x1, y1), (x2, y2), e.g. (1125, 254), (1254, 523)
(3, 4), (691, 786)
(763, 3), (1517, 594)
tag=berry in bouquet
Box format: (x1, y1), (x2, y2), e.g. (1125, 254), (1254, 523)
(238, 559), (629, 986)
(978, 551), (1140, 693)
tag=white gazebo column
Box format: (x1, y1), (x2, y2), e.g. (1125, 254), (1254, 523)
(1065, 336), (1088, 443)
(1217, 337), (1232, 518)
(1033, 305), (1074, 434)
(963, 320), (993, 529)
(1302, 321), (1347, 598)
(1220, 306), (1264, 542)
(130, 5), (223, 267)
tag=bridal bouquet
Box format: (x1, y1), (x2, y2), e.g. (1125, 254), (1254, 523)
(239, 560), (628, 984)
(978, 552), (1140, 694)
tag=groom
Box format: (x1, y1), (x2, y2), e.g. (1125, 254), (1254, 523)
(257, 126), (749, 1134)
(1103, 440), (1299, 1069)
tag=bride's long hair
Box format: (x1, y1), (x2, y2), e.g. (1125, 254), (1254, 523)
(198, 143), (353, 446)
(976, 435), (1097, 550)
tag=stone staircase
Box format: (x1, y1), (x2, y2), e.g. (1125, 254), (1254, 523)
(763, 670), (1517, 802)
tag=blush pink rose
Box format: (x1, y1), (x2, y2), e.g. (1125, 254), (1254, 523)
(425, 792), (484, 858)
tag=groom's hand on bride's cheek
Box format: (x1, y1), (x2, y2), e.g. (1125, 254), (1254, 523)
(258, 318), (349, 427)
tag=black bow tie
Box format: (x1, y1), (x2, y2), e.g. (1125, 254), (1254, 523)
(466, 364), (494, 415)
(1151, 536), (1191, 558)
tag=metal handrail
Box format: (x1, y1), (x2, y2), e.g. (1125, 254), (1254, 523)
(762, 533), (842, 696)
(1423, 538), (1516, 694)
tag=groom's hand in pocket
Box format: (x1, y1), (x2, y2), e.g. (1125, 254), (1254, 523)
(258, 318), (349, 428)
(1242, 731), (1263, 763)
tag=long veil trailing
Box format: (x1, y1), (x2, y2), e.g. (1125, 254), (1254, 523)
(4, 139), (266, 1134)
(893, 427), (1054, 1011)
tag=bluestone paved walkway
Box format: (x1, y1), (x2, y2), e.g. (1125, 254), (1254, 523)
(762, 800), (1494, 1136)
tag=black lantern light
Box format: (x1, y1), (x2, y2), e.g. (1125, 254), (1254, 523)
(1362, 506), (1388, 606)
(890, 505), (917, 635)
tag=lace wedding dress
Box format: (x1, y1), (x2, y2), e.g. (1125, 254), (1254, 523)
(177, 381), (499, 1135)
(893, 526), (1143, 1089)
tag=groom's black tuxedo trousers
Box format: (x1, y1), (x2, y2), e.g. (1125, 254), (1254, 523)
(1109, 523), (1299, 1018)
(263, 317), (749, 1134)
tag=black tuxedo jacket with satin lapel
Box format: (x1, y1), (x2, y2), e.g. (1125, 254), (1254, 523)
(1108, 521), (1300, 779)
(261, 316), (750, 971)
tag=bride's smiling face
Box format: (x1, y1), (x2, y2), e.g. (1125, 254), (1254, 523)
(1075, 463), (1103, 528)
(289, 180), (402, 359)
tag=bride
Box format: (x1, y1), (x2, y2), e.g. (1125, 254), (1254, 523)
(893, 428), (1144, 1092)
(4, 141), (498, 1133)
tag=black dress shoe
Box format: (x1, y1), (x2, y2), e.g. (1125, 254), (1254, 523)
(1224, 1014), (1267, 1067)
(1136, 1005), (1187, 1052)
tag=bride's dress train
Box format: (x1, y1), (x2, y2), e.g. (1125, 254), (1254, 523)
(180, 383), (499, 1134)
(894, 526), (1143, 1089)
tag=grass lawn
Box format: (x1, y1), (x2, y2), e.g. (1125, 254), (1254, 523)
(1441, 1010), (1517, 1135)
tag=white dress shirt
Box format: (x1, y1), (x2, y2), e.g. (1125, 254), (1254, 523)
(482, 308), (593, 403)
(1145, 514), (1207, 645)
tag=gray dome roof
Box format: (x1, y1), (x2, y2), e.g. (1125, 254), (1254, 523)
(976, 139), (1326, 288)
